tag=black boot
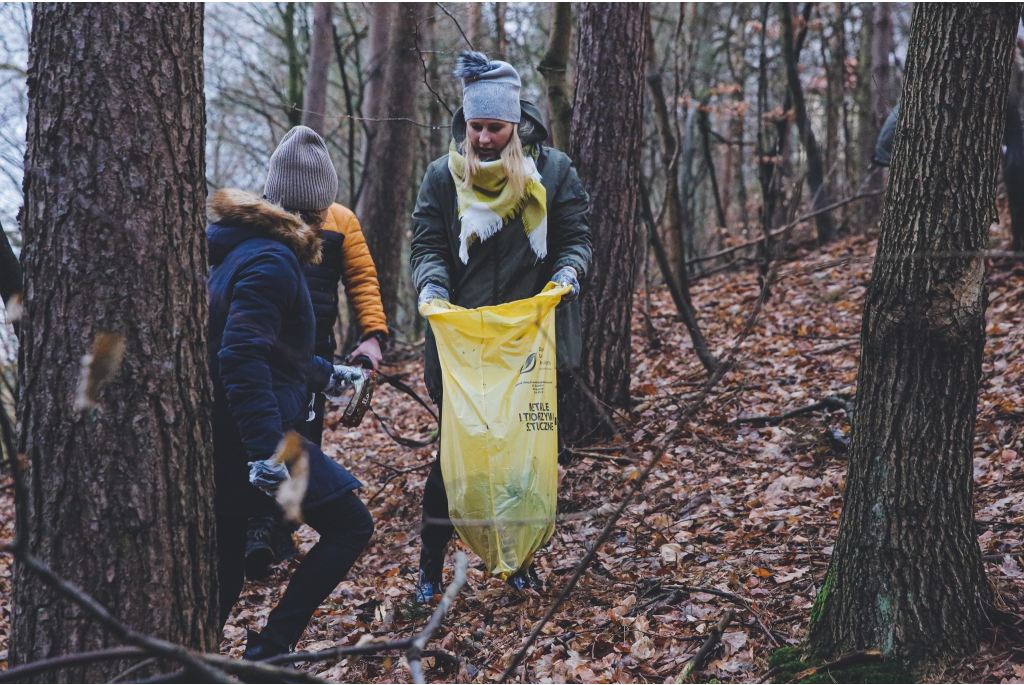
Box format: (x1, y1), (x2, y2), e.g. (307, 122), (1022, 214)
(506, 564), (544, 592)
(271, 518), (299, 561)
(415, 545), (445, 603)
(242, 629), (289, 661)
(245, 516), (276, 580)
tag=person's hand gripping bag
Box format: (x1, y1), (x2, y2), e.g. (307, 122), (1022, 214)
(420, 283), (570, 579)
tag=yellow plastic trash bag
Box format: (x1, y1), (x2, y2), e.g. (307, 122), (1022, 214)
(420, 283), (570, 578)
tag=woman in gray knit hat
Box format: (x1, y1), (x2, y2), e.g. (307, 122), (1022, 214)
(207, 125), (375, 660)
(410, 52), (593, 601)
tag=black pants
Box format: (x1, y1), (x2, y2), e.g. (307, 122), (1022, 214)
(419, 456), (455, 580)
(219, 490), (374, 648)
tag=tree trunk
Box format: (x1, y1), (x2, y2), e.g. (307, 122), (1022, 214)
(0, 221), (20, 307)
(355, 3), (425, 331)
(563, 3), (648, 441)
(11, 4), (217, 680)
(644, 19), (686, 283)
(854, 3), (876, 228)
(780, 3), (836, 244)
(860, 3), (895, 224)
(539, 2), (573, 152)
(806, 3), (1018, 664)
(467, 2), (487, 53)
(281, 2), (304, 128)
(494, 2), (507, 59)
(302, 2), (333, 136)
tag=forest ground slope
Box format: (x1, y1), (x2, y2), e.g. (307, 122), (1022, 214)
(3, 231), (1024, 682)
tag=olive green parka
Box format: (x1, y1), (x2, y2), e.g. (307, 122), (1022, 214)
(411, 101), (592, 404)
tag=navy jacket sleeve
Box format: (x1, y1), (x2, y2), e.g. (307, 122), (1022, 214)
(218, 251), (298, 460)
(309, 355), (333, 393)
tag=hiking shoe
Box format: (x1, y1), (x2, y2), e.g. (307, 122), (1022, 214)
(506, 565), (544, 592)
(245, 517), (275, 580)
(271, 520), (299, 561)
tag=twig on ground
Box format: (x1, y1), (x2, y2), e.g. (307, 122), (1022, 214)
(366, 462), (433, 506)
(563, 448), (633, 464)
(734, 395), (854, 425)
(667, 585), (780, 647)
(984, 552), (1024, 562)
(674, 609), (734, 682)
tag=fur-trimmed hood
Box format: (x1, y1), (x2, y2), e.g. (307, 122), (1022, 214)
(207, 188), (322, 266)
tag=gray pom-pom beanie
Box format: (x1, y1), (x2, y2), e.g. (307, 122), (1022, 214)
(264, 125), (339, 211)
(454, 51), (521, 124)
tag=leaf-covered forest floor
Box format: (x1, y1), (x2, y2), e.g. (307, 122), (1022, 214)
(3, 228), (1024, 683)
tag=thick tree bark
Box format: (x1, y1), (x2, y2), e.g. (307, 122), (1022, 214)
(539, 2), (573, 152)
(301, 2), (333, 136)
(11, 4), (217, 680)
(563, 3), (648, 441)
(780, 3), (836, 244)
(355, 3), (425, 330)
(806, 3), (1018, 664)
(0, 221), (20, 306)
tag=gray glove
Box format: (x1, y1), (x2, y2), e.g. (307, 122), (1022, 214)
(248, 458), (289, 496)
(418, 283), (449, 309)
(324, 364), (365, 399)
(551, 266), (580, 302)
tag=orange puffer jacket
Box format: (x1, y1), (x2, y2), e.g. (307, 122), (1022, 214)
(304, 203), (388, 359)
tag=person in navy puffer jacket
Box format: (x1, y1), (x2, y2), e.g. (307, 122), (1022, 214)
(207, 126), (373, 660)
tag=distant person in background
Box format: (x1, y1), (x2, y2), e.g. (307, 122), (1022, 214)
(410, 52), (592, 602)
(244, 177), (389, 580)
(874, 99), (1024, 252)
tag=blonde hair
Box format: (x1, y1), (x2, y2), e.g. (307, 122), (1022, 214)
(459, 126), (528, 198)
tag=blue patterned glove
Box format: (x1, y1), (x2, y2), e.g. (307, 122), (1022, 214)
(418, 283), (450, 309)
(248, 458), (289, 496)
(324, 364), (365, 399)
(551, 266), (580, 302)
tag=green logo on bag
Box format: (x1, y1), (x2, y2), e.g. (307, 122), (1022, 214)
(520, 353), (537, 374)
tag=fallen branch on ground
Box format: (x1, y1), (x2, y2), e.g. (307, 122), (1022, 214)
(563, 447), (633, 464)
(664, 585), (779, 647)
(734, 395), (854, 425)
(674, 609), (734, 682)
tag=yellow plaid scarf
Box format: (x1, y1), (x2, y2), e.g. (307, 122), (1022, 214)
(447, 140), (548, 264)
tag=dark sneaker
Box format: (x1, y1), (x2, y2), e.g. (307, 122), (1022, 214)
(242, 629), (289, 661)
(415, 569), (444, 604)
(245, 517), (275, 580)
